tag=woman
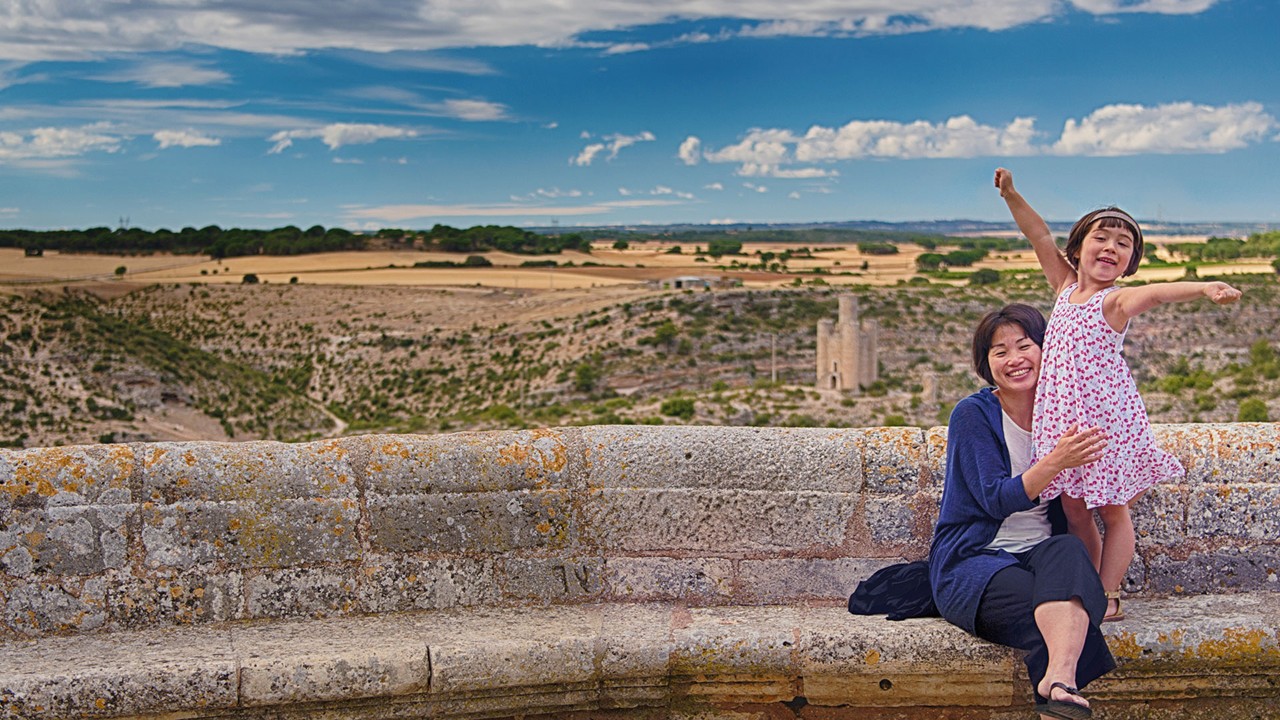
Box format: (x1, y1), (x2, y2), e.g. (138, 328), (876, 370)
(928, 303), (1115, 720)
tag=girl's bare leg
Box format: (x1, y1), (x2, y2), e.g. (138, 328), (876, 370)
(1096, 503), (1136, 616)
(1061, 495), (1102, 571)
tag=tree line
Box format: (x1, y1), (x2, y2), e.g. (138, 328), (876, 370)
(0, 223), (592, 259)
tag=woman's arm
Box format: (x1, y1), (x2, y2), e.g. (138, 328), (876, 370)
(1020, 423), (1107, 500)
(995, 168), (1076, 293)
(1106, 280), (1242, 329)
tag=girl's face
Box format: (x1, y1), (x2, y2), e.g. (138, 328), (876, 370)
(986, 323), (1041, 395)
(1075, 221), (1135, 283)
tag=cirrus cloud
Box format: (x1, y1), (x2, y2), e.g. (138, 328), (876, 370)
(0, 1), (1227, 61)
(154, 129), (220, 149)
(268, 123), (418, 154)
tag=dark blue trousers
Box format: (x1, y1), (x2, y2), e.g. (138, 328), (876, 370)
(974, 534), (1116, 704)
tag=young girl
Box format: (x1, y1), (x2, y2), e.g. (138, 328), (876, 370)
(994, 167), (1241, 622)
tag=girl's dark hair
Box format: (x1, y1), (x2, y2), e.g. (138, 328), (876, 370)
(1063, 207), (1144, 277)
(972, 303), (1047, 385)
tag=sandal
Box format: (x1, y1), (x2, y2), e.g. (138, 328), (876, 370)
(1042, 681), (1093, 719)
(1102, 590), (1126, 623)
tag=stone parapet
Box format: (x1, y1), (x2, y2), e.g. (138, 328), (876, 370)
(2, 424), (1278, 639)
(2, 424), (1278, 718)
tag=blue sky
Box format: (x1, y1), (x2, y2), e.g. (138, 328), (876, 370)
(2, 0), (1278, 231)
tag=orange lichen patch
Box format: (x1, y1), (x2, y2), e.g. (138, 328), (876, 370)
(145, 448), (169, 468)
(864, 649), (881, 665)
(380, 442), (412, 460)
(1216, 486), (1233, 499)
(1158, 628), (1186, 645)
(1105, 630), (1144, 660)
(183, 452), (197, 466)
(1186, 628), (1280, 662)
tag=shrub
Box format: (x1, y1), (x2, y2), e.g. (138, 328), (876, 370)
(1238, 398), (1269, 422)
(969, 268), (1001, 285)
(242, 273), (260, 284)
(660, 397), (696, 420)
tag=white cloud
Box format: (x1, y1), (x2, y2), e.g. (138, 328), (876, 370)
(570, 131), (655, 166)
(678, 136), (702, 165)
(704, 182), (724, 191)
(433, 99), (509, 121)
(94, 61), (230, 88)
(0, 1), (1224, 60)
(333, 157), (365, 164)
(153, 129), (220, 149)
(1051, 101), (1277, 156)
(268, 123), (417, 153)
(694, 102), (1272, 173)
(0, 124), (122, 163)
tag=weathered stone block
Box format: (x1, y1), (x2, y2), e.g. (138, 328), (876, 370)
(366, 489), (574, 555)
(139, 440), (356, 502)
(604, 557), (733, 602)
(245, 566), (361, 619)
(584, 489), (856, 553)
(1, 504), (131, 578)
(1204, 423), (1280, 484)
(0, 444), (136, 506)
(736, 558), (888, 604)
(233, 614), (429, 706)
(141, 497), (360, 569)
(0, 625), (237, 718)
(860, 427), (928, 494)
(104, 568), (243, 630)
(420, 606), (599, 693)
(358, 556), (499, 613)
(1144, 545), (1280, 594)
(668, 605), (801, 679)
(499, 556), (605, 603)
(797, 610), (1019, 707)
(1187, 484), (1280, 540)
(363, 429), (578, 495)
(858, 495), (920, 545)
(2, 576), (107, 637)
(1132, 484), (1187, 546)
(1153, 424), (1211, 484)
(579, 425), (862, 492)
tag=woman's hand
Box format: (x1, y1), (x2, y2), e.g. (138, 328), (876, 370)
(1045, 423), (1108, 471)
(994, 167), (1015, 198)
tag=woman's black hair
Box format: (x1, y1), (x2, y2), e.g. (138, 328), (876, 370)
(972, 303), (1047, 385)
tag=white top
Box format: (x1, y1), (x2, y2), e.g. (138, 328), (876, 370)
(986, 410), (1051, 553)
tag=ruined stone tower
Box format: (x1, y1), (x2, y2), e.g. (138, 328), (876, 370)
(816, 294), (878, 392)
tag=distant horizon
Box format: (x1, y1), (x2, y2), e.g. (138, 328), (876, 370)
(5, 217), (1275, 237)
(2, 1), (1278, 230)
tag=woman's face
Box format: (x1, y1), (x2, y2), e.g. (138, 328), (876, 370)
(986, 323), (1041, 394)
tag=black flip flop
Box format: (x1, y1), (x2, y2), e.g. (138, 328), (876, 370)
(1042, 681), (1092, 719)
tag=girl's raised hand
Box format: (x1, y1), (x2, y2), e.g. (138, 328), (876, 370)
(994, 167), (1014, 197)
(1204, 282), (1242, 305)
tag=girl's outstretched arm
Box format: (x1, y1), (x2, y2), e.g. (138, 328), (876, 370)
(1108, 280), (1242, 327)
(995, 168), (1076, 292)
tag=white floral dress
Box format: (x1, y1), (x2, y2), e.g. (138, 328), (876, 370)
(1033, 283), (1185, 507)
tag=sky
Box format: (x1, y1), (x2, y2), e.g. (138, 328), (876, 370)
(1, 0), (1278, 232)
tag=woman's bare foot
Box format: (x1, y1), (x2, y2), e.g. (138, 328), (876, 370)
(1037, 679), (1092, 719)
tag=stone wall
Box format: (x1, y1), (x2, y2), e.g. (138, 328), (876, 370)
(2, 424), (1277, 640)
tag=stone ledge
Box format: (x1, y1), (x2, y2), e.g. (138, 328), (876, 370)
(2, 593), (1278, 720)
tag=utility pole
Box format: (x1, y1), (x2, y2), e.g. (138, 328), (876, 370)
(771, 333), (777, 383)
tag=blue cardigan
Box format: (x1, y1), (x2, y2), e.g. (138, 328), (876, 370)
(927, 387), (1066, 633)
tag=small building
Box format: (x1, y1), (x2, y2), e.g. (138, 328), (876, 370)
(24, 247), (44, 257)
(816, 294), (878, 393)
(651, 276), (741, 290)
